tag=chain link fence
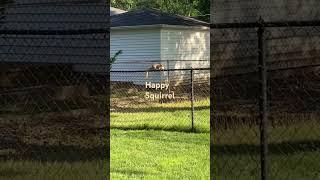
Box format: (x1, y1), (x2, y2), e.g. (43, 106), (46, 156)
(211, 21), (320, 180)
(0, 1), (109, 179)
(110, 63), (210, 133)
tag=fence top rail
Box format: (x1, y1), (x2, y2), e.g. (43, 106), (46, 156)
(211, 20), (320, 29)
(111, 68), (210, 73)
(113, 60), (210, 63)
(212, 63), (320, 78)
(0, 28), (109, 35)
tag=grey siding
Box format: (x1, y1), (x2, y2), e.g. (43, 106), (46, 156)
(110, 28), (162, 84)
(0, 0), (109, 68)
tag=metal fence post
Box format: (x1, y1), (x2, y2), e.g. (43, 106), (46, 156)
(167, 60), (170, 92)
(190, 69), (195, 132)
(258, 17), (268, 180)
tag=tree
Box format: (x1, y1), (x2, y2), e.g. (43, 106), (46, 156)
(111, 0), (210, 22)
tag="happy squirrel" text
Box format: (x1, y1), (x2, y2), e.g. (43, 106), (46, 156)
(145, 82), (175, 100)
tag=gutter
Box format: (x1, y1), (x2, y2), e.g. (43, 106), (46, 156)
(111, 24), (209, 30)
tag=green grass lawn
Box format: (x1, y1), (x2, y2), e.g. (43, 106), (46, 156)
(110, 99), (210, 179)
(212, 120), (320, 180)
(0, 98), (210, 180)
(111, 97), (320, 180)
(111, 99), (210, 133)
(111, 130), (210, 179)
(0, 130), (210, 180)
(1, 96), (319, 180)
(0, 161), (106, 180)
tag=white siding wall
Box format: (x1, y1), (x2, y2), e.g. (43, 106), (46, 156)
(110, 28), (162, 84)
(160, 28), (210, 84)
(110, 27), (210, 85)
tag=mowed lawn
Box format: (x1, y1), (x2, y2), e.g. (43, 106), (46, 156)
(1, 99), (210, 180)
(111, 99), (210, 179)
(2, 123), (319, 180)
(212, 120), (320, 180)
(111, 99), (210, 133)
(0, 130), (210, 180)
(0, 160), (107, 180)
(1, 97), (319, 180)
(111, 130), (210, 179)
(111, 99), (320, 179)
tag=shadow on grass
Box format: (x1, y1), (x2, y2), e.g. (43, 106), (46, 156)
(1, 144), (107, 162)
(212, 140), (320, 156)
(111, 125), (209, 133)
(0, 168), (29, 179)
(113, 106), (209, 113)
(112, 169), (156, 176)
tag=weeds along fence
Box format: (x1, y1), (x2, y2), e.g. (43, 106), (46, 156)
(0, 2), (110, 179)
(211, 20), (320, 180)
(110, 64), (210, 133)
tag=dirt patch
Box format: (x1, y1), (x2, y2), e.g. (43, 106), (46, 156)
(0, 109), (106, 148)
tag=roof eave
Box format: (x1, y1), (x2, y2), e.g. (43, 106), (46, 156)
(111, 24), (209, 30)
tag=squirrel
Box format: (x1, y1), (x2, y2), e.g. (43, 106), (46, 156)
(145, 63), (165, 79)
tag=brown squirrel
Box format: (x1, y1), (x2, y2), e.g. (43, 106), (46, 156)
(145, 63), (165, 79)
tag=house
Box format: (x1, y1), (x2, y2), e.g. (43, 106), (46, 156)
(110, 9), (210, 85)
(0, 0), (109, 74)
(1, 2), (209, 86)
(110, 7), (127, 16)
(0, 0), (110, 97)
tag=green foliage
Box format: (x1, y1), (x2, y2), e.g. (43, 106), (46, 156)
(109, 50), (123, 70)
(111, 0), (210, 22)
(110, 50), (123, 64)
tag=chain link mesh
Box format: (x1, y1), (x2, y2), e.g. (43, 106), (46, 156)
(211, 25), (320, 180)
(266, 26), (320, 180)
(111, 64), (210, 133)
(0, 1), (109, 179)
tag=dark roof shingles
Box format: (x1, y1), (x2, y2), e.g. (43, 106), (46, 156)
(111, 9), (209, 27)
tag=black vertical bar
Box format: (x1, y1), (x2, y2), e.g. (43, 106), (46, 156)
(105, 70), (110, 180)
(167, 60), (170, 91)
(105, 54), (110, 178)
(190, 69), (195, 132)
(258, 17), (268, 180)
(210, 32), (215, 180)
(105, 3), (110, 179)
